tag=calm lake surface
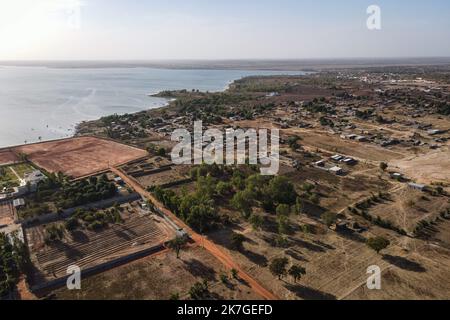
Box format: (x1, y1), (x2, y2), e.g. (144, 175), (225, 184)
(0, 66), (304, 148)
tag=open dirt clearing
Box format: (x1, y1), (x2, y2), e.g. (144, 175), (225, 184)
(52, 246), (260, 300)
(288, 130), (405, 162)
(344, 240), (450, 300)
(368, 187), (449, 232)
(14, 137), (148, 178)
(391, 147), (450, 184)
(27, 212), (174, 287)
(208, 216), (450, 300)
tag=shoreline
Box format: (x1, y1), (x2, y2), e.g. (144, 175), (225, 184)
(1, 71), (308, 149)
(2, 57), (450, 71)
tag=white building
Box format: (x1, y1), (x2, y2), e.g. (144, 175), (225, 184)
(19, 170), (45, 188)
(329, 166), (343, 175)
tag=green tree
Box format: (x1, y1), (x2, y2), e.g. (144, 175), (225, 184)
(288, 265), (306, 283)
(231, 173), (245, 191)
(169, 292), (180, 300)
(186, 204), (216, 233)
(231, 190), (253, 218)
(216, 181), (232, 197)
(157, 147), (167, 157)
(276, 204), (291, 217)
(295, 197), (304, 214)
(230, 233), (246, 250)
(64, 218), (79, 232)
(380, 162), (388, 171)
(269, 257), (289, 280)
(287, 136), (300, 150)
(196, 175), (216, 199)
(220, 273), (228, 284)
(167, 236), (188, 259)
(189, 280), (209, 300)
(249, 214), (264, 231)
(268, 176), (297, 205)
(367, 237), (390, 254)
(321, 212), (337, 228)
(0, 233), (29, 297)
(302, 183), (315, 193)
(277, 215), (291, 235)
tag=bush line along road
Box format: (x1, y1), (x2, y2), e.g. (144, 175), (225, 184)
(110, 167), (279, 300)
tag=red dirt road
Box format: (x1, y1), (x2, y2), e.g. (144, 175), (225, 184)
(17, 277), (37, 300)
(111, 167), (279, 300)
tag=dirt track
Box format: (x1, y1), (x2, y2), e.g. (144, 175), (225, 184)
(110, 167), (279, 300)
(14, 137), (148, 178)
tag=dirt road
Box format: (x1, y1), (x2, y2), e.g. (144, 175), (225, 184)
(110, 167), (279, 300)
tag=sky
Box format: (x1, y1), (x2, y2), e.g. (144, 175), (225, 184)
(0, 0), (449, 60)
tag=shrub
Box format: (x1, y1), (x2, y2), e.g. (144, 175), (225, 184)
(65, 218), (79, 231)
(230, 233), (246, 250)
(276, 204), (291, 217)
(367, 237), (390, 254)
(321, 212), (337, 227)
(269, 257), (289, 280)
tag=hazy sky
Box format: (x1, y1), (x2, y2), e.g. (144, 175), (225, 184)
(0, 0), (449, 60)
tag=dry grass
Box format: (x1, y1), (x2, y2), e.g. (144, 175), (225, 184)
(52, 246), (260, 300)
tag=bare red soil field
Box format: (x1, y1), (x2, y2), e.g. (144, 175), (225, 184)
(0, 149), (19, 166)
(0, 201), (15, 226)
(14, 137), (147, 178)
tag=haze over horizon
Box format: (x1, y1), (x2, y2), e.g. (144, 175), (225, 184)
(0, 0), (449, 61)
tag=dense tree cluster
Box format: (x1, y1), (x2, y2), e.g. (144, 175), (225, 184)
(20, 174), (117, 219)
(58, 175), (117, 209)
(67, 206), (123, 232)
(44, 224), (64, 244)
(0, 233), (29, 298)
(436, 102), (450, 115)
(270, 257), (307, 283)
(304, 98), (336, 115)
(152, 164), (298, 233)
(153, 169), (217, 232)
(355, 109), (374, 120)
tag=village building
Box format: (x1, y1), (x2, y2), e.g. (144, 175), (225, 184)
(13, 198), (25, 208)
(331, 155), (344, 162)
(408, 183), (427, 191)
(329, 166), (343, 175)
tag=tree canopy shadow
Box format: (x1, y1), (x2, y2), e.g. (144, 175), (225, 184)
(52, 240), (83, 260)
(302, 202), (326, 219)
(70, 230), (89, 244)
(336, 229), (367, 244)
(183, 259), (217, 281)
(289, 238), (327, 253)
(241, 249), (268, 267)
(285, 284), (337, 300)
(382, 255), (426, 273)
(312, 240), (335, 250)
(285, 249), (309, 262)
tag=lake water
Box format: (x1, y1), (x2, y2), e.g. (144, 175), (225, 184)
(0, 66), (304, 148)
